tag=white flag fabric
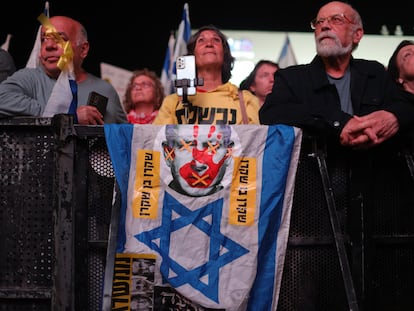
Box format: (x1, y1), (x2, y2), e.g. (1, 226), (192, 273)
(277, 35), (298, 69)
(105, 124), (302, 310)
(26, 1), (49, 69)
(42, 69), (76, 117)
(160, 3), (192, 96)
(26, 27), (42, 69)
(160, 32), (176, 96)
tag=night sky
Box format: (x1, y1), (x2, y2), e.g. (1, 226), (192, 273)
(1, 1), (412, 77)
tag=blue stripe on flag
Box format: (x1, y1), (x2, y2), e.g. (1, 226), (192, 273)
(68, 79), (78, 123)
(182, 4), (191, 43)
(104, 123), (134, 252)
(247, 124), (296, 310)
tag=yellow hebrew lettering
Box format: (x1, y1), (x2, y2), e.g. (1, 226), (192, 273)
(229, 157), (256, 225)
(132, 150), (160, 219)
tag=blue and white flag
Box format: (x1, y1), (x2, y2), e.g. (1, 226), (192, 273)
(277, 34), (297, 69)
(172, 3), (191, 67)
(160, 32), (176, 96)
(106, 124), (302, 311)
(160, 3), (192, 96)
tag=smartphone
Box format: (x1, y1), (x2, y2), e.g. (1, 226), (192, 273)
(175, 55), (196, 96)
(87, 91), (108, 116)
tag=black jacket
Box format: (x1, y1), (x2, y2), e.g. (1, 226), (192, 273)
(259, 55), (414, 138)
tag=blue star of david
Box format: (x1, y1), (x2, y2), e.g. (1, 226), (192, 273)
(135, 192), (249, 303)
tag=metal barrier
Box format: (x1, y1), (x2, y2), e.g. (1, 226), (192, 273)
(277, 135), (414, 311)
(0, 116), (413, 310)
(0, 115), (116, 311)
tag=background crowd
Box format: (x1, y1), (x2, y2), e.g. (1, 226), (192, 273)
(1, 1), (413, 143)
(2, 1), (413, 77)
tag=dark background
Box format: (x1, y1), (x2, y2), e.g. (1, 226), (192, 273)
(1, 1), (412, 77)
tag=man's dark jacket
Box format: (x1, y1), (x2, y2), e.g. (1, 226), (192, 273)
(259, 55), (414, 138)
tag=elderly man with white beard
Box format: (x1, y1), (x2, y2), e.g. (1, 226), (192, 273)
(259, 1), (414, 149)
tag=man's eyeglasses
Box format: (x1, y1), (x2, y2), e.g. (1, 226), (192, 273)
(132, 82), (154, 90)
(310, 13), (354, 30)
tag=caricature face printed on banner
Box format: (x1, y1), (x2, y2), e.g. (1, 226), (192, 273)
(162, 124), (235, 197)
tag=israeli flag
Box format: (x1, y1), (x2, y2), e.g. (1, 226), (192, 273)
(105, 124), (302, 310)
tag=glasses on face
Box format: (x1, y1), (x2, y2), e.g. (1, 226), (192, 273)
(310, 13), (354, 30)
(132, 81), (154, 90)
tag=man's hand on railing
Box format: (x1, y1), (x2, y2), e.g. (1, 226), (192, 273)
(340, 110), (399, 148)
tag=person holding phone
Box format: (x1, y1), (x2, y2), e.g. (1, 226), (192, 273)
(0, 15), (127, 125)
(153, 25), (260, 125)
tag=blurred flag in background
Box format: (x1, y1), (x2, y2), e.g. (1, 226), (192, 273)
(160, 3), (191, 96)
(160, 32), (176, 96)
(277, 34), (297, 69)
